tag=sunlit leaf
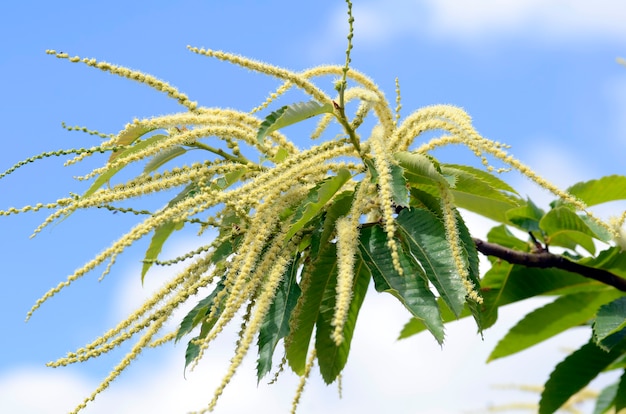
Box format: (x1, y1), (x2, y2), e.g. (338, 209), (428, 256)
(394, 151), (447, 186)
(109, 124), (156, 161)
(389, 163), (409, 207)
(443, 164), (518, 194)
(257, 101), (334, 144)
(143, 146), (187, 174)
(83, 134), (167, 198)
(484, 225), (530, 252)
(443, 164), (521, 223)
(212, 167), (247, 190)
(284, 168), (351, 241)
(540, 206), (599, 254)
(560, 175), (626, 207)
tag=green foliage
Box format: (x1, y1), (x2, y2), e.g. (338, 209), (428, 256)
(257, 100), (334, 144)
(257, 253), (301, 381)
(360, 221), (445, 343)
(284, 168), (351, 241)
(540, 339), (626, 414)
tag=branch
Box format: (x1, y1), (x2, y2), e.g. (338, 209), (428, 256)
(473, 238), (626, 292)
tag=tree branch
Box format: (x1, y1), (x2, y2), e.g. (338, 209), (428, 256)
(473, 238), (626, 292)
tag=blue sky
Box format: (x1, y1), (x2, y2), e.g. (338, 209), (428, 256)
(2, 1), (626, 413)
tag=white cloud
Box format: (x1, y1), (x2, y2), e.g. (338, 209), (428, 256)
(1, 283), (611, 414)
(421, 0), (626, 43)
(317, 0), (626, 54)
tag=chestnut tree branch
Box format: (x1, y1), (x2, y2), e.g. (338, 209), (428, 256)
(473, 238), (626, 292)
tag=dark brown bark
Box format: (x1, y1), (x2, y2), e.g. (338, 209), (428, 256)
(473, 238), (626, 292)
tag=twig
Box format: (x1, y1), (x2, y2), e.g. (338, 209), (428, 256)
(473, 238), (626, 292)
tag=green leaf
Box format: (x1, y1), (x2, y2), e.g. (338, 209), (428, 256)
(176, 278), (226, 343)
(315, 254), (371, 384)
(485, 225), (530, 252)
(184, 337), (201, 372)
(359, 224), (444, 344)
(394, 151), (448, 186)
(443, 164), (519, 195)
(480, 261), (598, 330)
(613, 370), (626, 413)
(594, 297), (626, 351)
(540, 206), (598, 254)
(83, 133), (167, 198)
(455, 211), (482, 321)
(285, 242), (338, 375)
(580, 214), (615, 243)
(442, 165), (521, 223)
(396, 208), (468, 317)
(140, 182), (201, 280)
(315, 190), (355, 257)
(580, 247), (626, 279)
(594, 382), (619, 414)
(110, 124), (155, 156)
(389, 163), (409, 207)
(397, 298), (476, 340)
(539, 338), (626, 414)
(562, 175), (626, 207)
(141, 219), (184, 282)
(143, 146), (187, 174)
(284, 168), (351, 241)
(256, 254), (302, 382)
(271, 147), (291, 163)
(506, 198), (545, 233)
(257, 101), (334, 144)
(488, 290), (623, 361)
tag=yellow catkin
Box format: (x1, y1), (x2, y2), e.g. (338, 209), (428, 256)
(332, 216), (357, 345)
(250, 80), (294, 114)
(398, 104), (616, 240)
(77, 124), (253, 181)
(50, 255), (214, 366)
(330, 180), (369, 344)
(438, 183), (482, 304)
(70, 313), (169, 414)
(26, 184), (232, 320)
(205, 254), (291, 412)
(62, 122), (113, 138)
(188, 192), (305, 369)
(369, 126), (403, 275)
(290, 348), (317, 414)
(394, 77), (402, 126)
(69, 269), (216, 413)
(46, 50), (198, 111)
(187, 47), (332, 106)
